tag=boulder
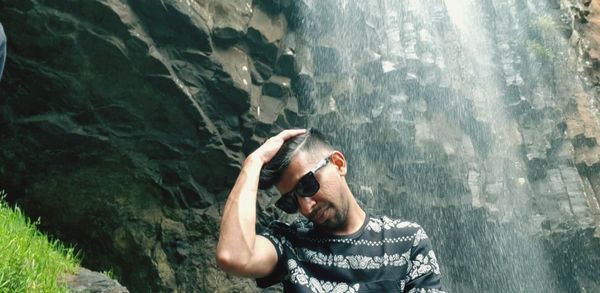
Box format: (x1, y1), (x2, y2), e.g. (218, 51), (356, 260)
(212, 47), (252, 113)
(285, 0), (315, 31)
(246, 7), (286, 64)
(275, 47), (299, 77)
(291, 70), (317, 114)
(253, 60), (274, 80)
(255, 0), (293, 15)
(262, 75), (291, 97)
(210, 0), (253, 46)
(64, 268), (129, 293)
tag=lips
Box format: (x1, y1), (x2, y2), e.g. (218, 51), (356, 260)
(313, 206), (329, 224)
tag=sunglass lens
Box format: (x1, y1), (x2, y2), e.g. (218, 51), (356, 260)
(275, 196), (298, 214)
(297, 172), (320, 197)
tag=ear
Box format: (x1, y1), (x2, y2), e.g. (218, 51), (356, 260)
(330, 151), (347, 176)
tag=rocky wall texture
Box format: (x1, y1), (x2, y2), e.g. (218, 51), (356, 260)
(1, 0), (600, 292)
(257, 0), (600, 291)
(281, 0), (598, 291)
(64, 268), (129, 293)
(0, 0), (299, 291)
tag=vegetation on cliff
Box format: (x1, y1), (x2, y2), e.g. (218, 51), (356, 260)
(0, 191), (79, 292)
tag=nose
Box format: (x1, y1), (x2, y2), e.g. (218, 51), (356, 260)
(296, 195), (317, 215)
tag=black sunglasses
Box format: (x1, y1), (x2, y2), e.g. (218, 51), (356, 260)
(275, 156), (331, 214)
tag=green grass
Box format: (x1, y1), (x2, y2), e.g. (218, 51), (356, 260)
(0, 190), (80, 292)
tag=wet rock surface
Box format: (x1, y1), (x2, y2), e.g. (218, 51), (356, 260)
(0, 0), (599, 292)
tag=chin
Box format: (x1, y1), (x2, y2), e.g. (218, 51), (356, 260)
(320, 213), (346, 230)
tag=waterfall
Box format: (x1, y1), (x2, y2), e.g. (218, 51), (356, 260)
(288, 0), (600, 291)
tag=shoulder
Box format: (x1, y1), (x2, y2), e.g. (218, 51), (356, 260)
(365, 215), (423, 233)
(264, 218), (315, 238)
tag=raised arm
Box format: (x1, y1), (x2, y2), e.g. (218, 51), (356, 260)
(216, 129), (306, 277)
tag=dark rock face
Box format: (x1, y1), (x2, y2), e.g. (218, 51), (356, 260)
(1, 0), (600, 292)
(0, 0), (291, 291)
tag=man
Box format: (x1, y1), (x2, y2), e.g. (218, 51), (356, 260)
(217, 128), (445, 292)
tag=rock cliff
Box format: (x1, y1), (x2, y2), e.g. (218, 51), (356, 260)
(1, 0), (599, 292)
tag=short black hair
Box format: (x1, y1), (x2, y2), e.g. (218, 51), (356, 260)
(259, 128), (334, 189)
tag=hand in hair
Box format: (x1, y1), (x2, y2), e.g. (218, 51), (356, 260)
(248, 129), (306, 165)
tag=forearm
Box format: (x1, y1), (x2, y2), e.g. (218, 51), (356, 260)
(216, 128), (306, 274)
(216, 156), (263, 269)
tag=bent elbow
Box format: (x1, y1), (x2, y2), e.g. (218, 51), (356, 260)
(216, 249), (233, 270)
(216, 249), (247, 275)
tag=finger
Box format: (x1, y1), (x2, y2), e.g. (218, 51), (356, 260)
(277, 128), (307, 141)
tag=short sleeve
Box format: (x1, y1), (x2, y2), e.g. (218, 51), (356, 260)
(255, 224), (287, 288)
(403, 227), (446, 293)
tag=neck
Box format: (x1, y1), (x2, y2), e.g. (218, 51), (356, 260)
(331, 196), (366, 236)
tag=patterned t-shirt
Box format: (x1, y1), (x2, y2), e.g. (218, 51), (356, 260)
(257, 214), (445, 292)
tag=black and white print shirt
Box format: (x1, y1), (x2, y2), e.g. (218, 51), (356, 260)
(257, 214), (446, 292)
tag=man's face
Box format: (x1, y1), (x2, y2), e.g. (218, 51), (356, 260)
(277, 151), (350, 231)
